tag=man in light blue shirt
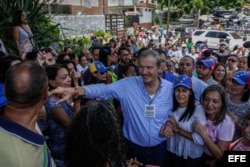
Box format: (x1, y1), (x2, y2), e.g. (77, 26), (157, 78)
(50, 49), (173, 166)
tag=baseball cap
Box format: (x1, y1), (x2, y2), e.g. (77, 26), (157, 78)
(201, 49), (211, 57)
(89, 61), (109, 74)
(230, 71), (249, 85)
(173, 75), (192, 89)
(200, 58), (215, 70)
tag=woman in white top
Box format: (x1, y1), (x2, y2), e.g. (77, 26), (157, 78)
(13, 10), (35, 57)
(161, 75), (206, 167)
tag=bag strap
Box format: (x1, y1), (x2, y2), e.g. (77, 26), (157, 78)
(19, 25), (35, 47)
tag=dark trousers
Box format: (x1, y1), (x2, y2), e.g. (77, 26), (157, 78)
(166, 150), (202, 167)
(200, 153), (223, 167)
(126, 139), (167, 167)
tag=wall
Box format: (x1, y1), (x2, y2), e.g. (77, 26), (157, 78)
(139, 8), (152, 23)
(51, 15), (105, 38)
(61, 0), (108, 15)
(108, 0), (119, 6)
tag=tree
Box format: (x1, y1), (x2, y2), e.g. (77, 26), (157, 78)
(156, 0), (245, 15)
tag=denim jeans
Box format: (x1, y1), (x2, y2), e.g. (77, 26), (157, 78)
(126, 139), (167, 167)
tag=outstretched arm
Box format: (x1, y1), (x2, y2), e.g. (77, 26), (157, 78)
(49, 87), (85, 104)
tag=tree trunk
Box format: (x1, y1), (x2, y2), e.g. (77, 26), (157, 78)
(197, 8), (201, 28)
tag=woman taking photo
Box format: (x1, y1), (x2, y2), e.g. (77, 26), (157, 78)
(13, 10), (36, 59)
(194, 85), (235, 167)
(161, 75), (206, 167)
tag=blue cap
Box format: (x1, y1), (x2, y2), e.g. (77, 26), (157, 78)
(173, 75), (192, 89)
(89, 61), (108, 74)
(231, 71), (249, 85)
(200, 58), (215, 69)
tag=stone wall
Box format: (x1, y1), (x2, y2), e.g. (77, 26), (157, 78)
(51, 15), (105, 38)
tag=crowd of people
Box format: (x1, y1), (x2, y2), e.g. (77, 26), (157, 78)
(0, 9), (250, 167)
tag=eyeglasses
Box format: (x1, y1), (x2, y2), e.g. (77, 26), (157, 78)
(227, 59), (237, 63)
(121, 54), (130, 57)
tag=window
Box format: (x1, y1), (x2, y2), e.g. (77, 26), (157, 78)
(205, 31), (217, 38)
(82, 0), (98, 7)
(193, 31), (204, 36)
(91, 0), (98, 6)
(230, 32), (242, 39)
(218, 32), (228, 38)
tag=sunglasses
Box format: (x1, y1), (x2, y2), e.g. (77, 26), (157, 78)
(99, 72), (107, 75)
(95, 71), (107, 75)
(227, 59), (237, 63)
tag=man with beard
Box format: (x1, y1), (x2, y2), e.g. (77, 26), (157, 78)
(114, 47), (133, 79)
(196, 58), (218, 85)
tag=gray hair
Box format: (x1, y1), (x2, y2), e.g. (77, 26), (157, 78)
(138, 49), (162, 67)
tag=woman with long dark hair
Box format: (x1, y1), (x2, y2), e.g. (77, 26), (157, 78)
(13, 10), (36, 59)
(212, 62), (227, 88)
(41, 64), (81, 167)
(194, 84), (235, 167)
(161, 75), (206, 167)
(65, 101), (142, 167)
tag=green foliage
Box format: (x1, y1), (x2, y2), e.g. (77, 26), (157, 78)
(96, 30), (106, 37)
(156, 0), (245, 15)
(104, 32), (112, 39)
(59, 35), (91, 54)
(152, 10), (162, 26)
(0, 0), (61, 54)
